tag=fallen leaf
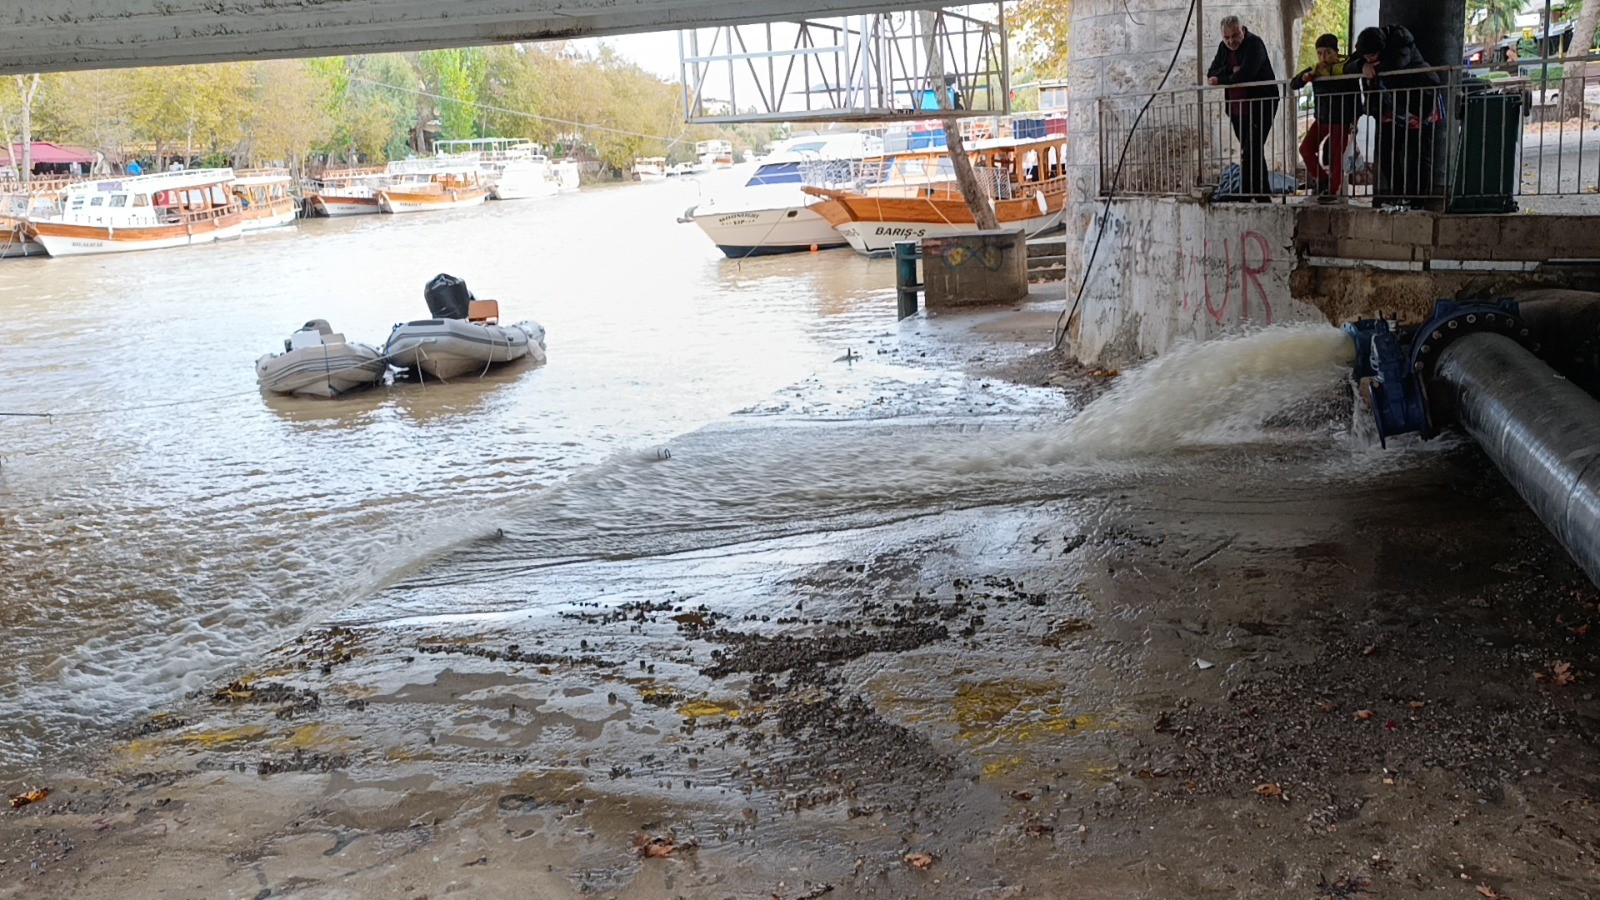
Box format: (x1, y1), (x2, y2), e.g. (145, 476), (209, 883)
(1024, 823), (1054, 836)
(1476, 885), (1499, 898)
(1317, 700), (1338, 713)
(633, 834), (683, 859)
(1408, 701), (1427, 709)
(904, 852), (934, 869)
(1384, 720), (1397, 731)
(1354, 709), (1375, 720)
(1551, 661), (1577, 685)
(7, 788), (48, 809)
(1009, 791), (1033, 801)
(1254, 783), (1283, 798)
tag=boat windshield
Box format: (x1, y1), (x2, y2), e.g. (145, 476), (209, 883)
(745, 162), (802, 186)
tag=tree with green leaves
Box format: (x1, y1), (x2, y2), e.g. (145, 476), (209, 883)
(1008, 0), (1071, 79)
(417, 48), (485, 143)
(1297, 0), (1350, 71)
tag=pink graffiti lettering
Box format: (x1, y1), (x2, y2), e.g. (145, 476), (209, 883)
(1183, 230), (1274, 325)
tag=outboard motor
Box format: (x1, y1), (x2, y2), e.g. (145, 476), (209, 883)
(424, 273), (474, 320)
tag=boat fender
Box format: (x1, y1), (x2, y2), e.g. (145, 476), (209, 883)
(1034, 190), (1047, 215)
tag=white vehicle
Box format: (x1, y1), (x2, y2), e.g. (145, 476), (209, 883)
(682, 132), (884, 258)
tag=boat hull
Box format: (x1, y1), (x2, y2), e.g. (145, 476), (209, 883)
(256, 343), (387, 398)
(690, 204), (846, 257)
(311, 195), (382, 217)
(490, 179), (560, 201)
(28, 216), (246, 257)
(378, 188), (488, 214)
(385, 318), (546, 380)
(240, 198), (298, 231)
(810, 190), (1066, 256)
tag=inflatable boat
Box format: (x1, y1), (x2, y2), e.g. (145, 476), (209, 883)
(384, 274), (547, 381)
(256, 320), (387, 397)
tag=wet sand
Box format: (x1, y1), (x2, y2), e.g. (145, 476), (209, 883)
(6, 304), (1600, 899)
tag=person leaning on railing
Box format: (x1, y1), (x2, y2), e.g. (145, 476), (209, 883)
(1346, 24), (1443, 206)
(1291, 33), (1362, 202)
(1206, 15), (1279, 200)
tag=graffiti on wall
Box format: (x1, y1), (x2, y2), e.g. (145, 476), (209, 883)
(1180, 229), (1274, 324)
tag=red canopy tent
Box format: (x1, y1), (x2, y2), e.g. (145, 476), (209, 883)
(2, 141), (96, 171)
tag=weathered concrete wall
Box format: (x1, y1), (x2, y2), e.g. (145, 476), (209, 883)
(922, 229), (1030, 309)
(1066, 0), (1315, 363)
(1075, 197), (1324, 365)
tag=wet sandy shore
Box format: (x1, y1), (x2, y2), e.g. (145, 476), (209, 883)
(6, 303), (1600, 899)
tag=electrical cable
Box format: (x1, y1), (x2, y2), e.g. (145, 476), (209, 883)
(1052, 0), (1198, 350)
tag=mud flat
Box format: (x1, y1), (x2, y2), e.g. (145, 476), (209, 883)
(5, 304), (1600, 899)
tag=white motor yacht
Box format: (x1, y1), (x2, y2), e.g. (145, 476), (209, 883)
(682, 132), (883, 258)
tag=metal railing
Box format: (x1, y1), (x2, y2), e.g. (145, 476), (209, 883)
(1098, 55), (1600, 209)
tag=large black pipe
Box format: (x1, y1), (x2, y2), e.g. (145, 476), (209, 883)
(1435, 332), (1600, 585)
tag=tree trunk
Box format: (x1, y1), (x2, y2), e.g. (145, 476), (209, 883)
(922, 10), (1000, 231)
(1561, 2), (1599, 120)
(16, 74), (39, 185)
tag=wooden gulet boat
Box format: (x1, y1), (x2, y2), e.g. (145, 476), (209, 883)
(304, 167), (386, 217)
(25, 168), (245, 257)
(232, 169), (298, 231)
(376, 167), (488, 214)
(800, 133), (1070, 256)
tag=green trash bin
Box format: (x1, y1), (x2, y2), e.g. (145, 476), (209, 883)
(1449, 90), (1522, 213)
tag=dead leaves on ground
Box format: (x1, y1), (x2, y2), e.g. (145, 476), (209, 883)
(634, 833), (697, 859)
(1534, 661), (1577, 686)
(7, 788), (48, 809)
(903, 852), (934, 869)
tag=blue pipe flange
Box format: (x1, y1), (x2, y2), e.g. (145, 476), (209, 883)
(1407, 299), (1537, 384)
(1343, 318), (1429, 446)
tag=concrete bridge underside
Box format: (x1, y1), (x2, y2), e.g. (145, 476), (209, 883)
(2, 0), (944, 76)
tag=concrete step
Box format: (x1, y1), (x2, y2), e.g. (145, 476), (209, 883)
(1026, 238), (1067, 260)
(1028, 264), (1067, 283)
(1027, 253), (1066, 271)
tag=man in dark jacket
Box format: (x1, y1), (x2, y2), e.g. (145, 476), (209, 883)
(1346, 24), (1443, 206)
(1207, 15), (1279, 199)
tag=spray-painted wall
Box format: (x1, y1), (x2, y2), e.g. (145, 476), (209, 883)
(1067, 0), (1315, 364)
(1075, 198), (1323, 365)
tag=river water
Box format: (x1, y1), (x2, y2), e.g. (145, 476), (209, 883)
(0, 171), (1366, 781)
(0, 173), (929, 773)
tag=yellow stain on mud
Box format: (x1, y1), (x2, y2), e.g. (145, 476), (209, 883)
(677, 699), (742, 719)
(953, 681), (1116, 749)
(277, 724), (345, 751)
(176, 725), (271, 749)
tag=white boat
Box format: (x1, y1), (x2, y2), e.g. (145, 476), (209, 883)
(631, 157), (668, 182)
(489, 156), (561, 201)
(683, 132), (884, 258)
(25, 168), (244, 257)
(549, 159), (581, 191)
(256, 320), (387, 397)
(0, 179), (68, 258)
(695, 139), (736, 169)
(232, 169), (298, 231)
(384, 275), (546, 380)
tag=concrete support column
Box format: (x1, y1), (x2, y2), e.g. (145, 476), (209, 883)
(1379, 0), (1463, 69)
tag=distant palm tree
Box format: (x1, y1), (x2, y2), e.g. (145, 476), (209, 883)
(1468, 0), (1528, 47)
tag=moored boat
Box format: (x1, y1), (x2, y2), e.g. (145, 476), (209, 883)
(25, 168), (244, 257)
(631, 157), (668, 182)
(489, 157), (561, 201)
(304, 167), (386, 217)
(232, 169), (298, 231)
(801, 130), (1069, 256)
(683, 131), (883, 258)
(376, 165), (488, 214)
(256, 320), (387, 398)
(0, 179), (67, 258)
(385, 274), (546, 381)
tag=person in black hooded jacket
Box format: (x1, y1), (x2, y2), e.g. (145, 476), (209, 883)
(1207, 15), (1279, 198)
(1346, 24), (1443, 205)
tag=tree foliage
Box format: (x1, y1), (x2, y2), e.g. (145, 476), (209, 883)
(1008, 0), (1071, 78)
(3, 41), (779, 177)
(1297, 0), (1351, 72)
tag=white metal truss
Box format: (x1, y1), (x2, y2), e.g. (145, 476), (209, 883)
(678, 4), (1008, 123)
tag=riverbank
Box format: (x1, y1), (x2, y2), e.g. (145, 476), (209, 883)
(6, 297), (1600, 900)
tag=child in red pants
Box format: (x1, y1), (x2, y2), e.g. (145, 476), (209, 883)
(1291, 34), (1360, 199)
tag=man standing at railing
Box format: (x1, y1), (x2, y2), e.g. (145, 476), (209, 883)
(1347, 25), (1443, 207)
(1292, 34), (1361, 202)
(1207, 15), (1279, 200)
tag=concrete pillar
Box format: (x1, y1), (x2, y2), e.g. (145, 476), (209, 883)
(1379, 0), (1463, 68)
